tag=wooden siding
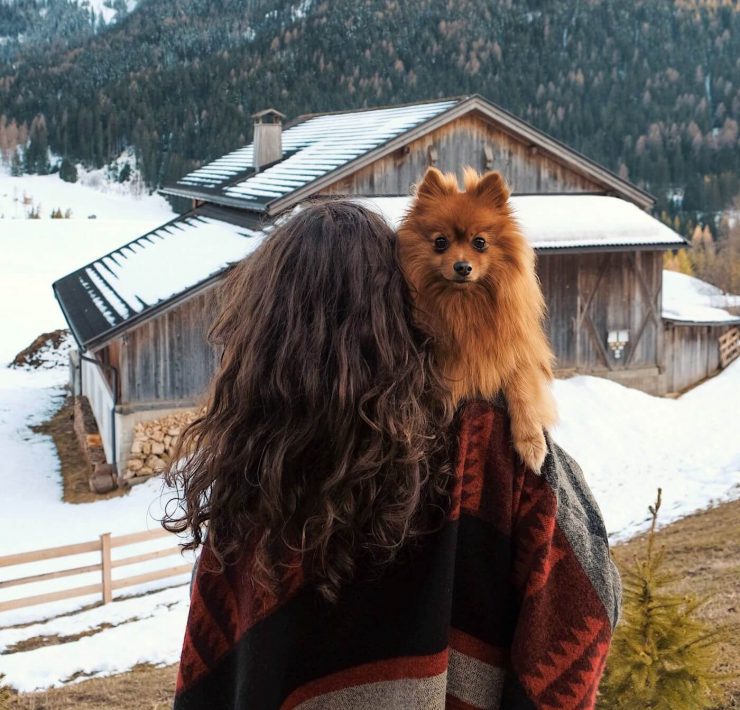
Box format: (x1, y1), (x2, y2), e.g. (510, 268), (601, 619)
(320, 113), (606, 197)
(114, 250), (665, 406)
(663, 323), (732, 393)
(97, 341), (122, 397)
(538, 251), (662, 373)
(118, 286), (220, 405)
(537, 253), (579, 369)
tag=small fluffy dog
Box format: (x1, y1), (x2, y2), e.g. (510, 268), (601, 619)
(398, 166), (557, 471)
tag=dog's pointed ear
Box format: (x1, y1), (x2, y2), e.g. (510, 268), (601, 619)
(475, 171), (510, 208)
(416, 167), (455, 200)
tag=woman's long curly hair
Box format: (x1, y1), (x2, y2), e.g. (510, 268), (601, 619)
(163, 200), (454, 602)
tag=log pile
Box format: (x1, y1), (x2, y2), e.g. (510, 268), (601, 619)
(123, 410), (198, 483)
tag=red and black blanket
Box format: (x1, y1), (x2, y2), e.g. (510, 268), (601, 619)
(174, 400), (621, 709)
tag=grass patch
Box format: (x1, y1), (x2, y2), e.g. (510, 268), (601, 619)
(4, 664), (176, 710)
(5, 623), (116, 654)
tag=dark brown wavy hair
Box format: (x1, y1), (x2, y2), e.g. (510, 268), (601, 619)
(163, 200), (454, 602)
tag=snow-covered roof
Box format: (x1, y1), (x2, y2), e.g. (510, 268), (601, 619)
(53, 206), (271, 349)
(168, 99), (459, 209)
(662, 270), (740, 325)
(354, 194), (687, 251)
(55, 194), (686, 349)
(162, 95), (654, 213)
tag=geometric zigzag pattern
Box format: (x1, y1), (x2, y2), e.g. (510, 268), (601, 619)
(174, 400), (620, 709)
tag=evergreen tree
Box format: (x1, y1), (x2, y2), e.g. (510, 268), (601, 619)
(599, 490), (728, 710)
(25, 114), (50, 174)
(118, 161), (131, 182)
(59, 157), (78, 183)
(10, 150), (23, 176)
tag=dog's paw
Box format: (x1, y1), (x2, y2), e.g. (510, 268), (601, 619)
(513, 429), (548, 473)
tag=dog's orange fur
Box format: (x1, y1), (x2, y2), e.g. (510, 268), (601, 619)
(398, 166), (557, 471)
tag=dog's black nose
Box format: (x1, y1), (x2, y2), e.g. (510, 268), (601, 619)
(453, 261), (473, 277)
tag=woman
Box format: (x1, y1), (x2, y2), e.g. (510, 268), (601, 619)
(165, 201), (620, 710)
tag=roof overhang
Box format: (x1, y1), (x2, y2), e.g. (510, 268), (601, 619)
(353, 194), (685, 251)
(663, 317), (740, 327)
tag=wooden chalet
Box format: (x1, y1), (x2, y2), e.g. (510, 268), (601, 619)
(55, 94), (712, 475)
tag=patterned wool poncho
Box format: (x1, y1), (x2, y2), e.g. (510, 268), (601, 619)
(174, 400), (621, 709)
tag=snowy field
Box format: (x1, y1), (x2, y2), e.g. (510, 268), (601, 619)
(0, 159), (173, 221)
(0, 356), (193, 691)
(0, 165), (176, 365)
(0, 198), (738, 691)
(553, 362), (740, 540)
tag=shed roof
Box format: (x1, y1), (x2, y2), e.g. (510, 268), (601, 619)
(54, 195), (685, 350)
(53, 204), (271, 350)
(162, 95), (653, 213)
(661, 270), (740, 326)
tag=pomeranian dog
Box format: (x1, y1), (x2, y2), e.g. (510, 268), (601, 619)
(397, 166), (557, 471)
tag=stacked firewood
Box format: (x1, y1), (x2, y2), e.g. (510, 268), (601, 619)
(124, 410), (198, 483)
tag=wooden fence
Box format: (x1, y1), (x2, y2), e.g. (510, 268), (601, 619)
(719, 327), (740, 368)
(0, 528), (192, 613)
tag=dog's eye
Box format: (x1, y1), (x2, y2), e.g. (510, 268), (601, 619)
(472, 236), (487, 251)
(434, 236), (449, 252)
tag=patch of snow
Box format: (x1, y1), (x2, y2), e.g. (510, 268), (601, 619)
(662, 270), (740, 324)
(0, 584), (187, 654)
(0, 588), (189, 692)
(292, 0), (313, 20)
(0, 364), (192, 620)
(552, 359), (740, 541)
(11, 332), (76, 371)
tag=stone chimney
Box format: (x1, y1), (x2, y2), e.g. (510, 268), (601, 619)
(252, 108), (285, 172)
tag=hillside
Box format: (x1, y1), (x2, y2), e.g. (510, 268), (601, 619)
(0, 0), (737, 226)
(0, 0), (137, 62)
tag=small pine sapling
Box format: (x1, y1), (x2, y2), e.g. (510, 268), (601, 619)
(599, 489), (729, 709)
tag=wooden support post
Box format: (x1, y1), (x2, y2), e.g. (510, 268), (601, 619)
(100, 532), (112, 604)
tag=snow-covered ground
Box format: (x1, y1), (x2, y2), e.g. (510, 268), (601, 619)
(0, 356), (194, 691)
(0, 220), (177, 365)
(0, 160), (174, 221)
(553, 361), (740, 540)
(0, 159), (176, 364)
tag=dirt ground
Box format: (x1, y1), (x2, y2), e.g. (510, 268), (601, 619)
(3, 498), (739, 710)
(32, 395), (125, 504)
(1, 665), (177, 710)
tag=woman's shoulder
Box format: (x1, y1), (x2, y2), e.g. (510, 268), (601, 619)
(453, 397), (620, 627)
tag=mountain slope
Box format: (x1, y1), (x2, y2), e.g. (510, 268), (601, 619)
(0, 0), (737, 221)
(0, 0), (137, 62)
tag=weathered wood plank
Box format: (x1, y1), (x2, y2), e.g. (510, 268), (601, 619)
(0, 540), (99, 567)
